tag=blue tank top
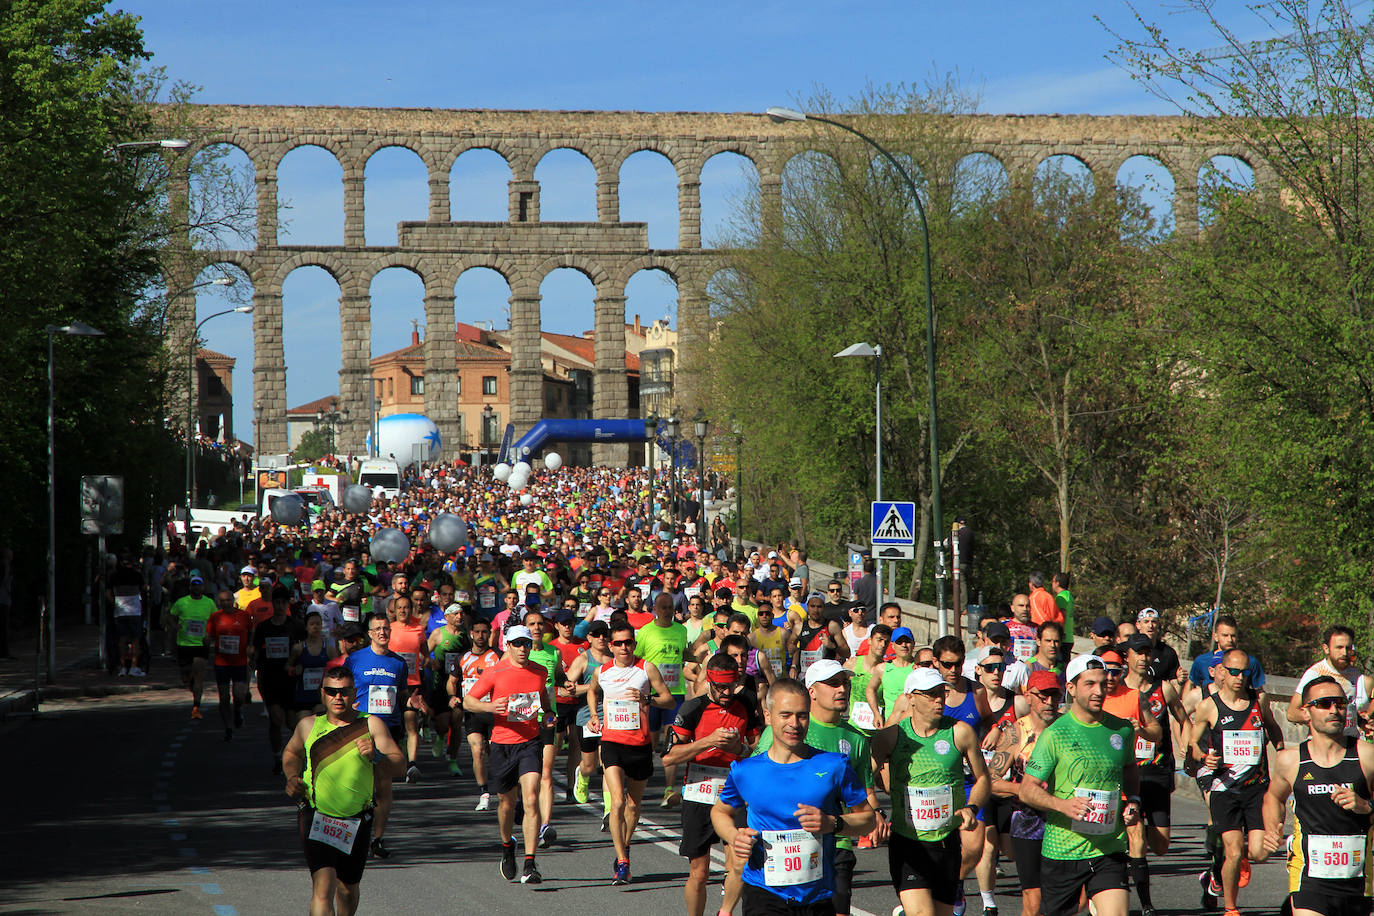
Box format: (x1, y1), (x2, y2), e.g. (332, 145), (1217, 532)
(944, 676), (981, 731)
(293, 639), (332, 705)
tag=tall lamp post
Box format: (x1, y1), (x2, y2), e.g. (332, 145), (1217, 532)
(693, 409), (708, 551)
(482, 404), (494, 464)
(186, 304), (252, 528)
(373, 397), (382, 458)
(644, 413), (658, 531)
(732, 417), (743, 560)
(47, 321), (105, 683)
(767, 106), (948, 636)
(316, 400), (348, 455)
(666, 414), (681, 527)
(836, 342), (884, 600)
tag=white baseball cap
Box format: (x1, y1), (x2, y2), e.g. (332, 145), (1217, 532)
(1065, 654), (1106, 683)
(904, 668), (946, 693)
(505, 625), (534, 643)
(803, 659), (852, 688)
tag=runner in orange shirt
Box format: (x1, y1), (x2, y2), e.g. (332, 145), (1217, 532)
(206, 589), (253, 742)
(387, 596), (429, 783)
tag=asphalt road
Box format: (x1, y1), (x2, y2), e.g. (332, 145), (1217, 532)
(1, 689), (1291, 915)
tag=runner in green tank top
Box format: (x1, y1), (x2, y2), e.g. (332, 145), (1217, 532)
(753, 660), (890, 916)
(522, 607), (567, 850)
(282, 666), (403, 914)
(872, 666), (988, 915)
(636, 594), (691, 806)
(1019, 654), (1141, 916)
(427, 608), (470, 774)
(865, 626), (917, 725)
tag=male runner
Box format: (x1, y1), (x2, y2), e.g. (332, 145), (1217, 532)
(588, 619), (675, 884)
(711, 679), (876, 916)
(636, 592), (690, 807)
(282, 666), (404, 916)
(665, 653), (764, 916)
(872, 666), (989, 916)
(1288, 626), (1374, 738)
(256, 586), (303, 776)
(206, 589), (253, 741)
(1191, 648), (1284, 916)
(168, 571), (215, 719)
(1019, 655), (1142, 916)
(1261, 675), (1374, 916)
(524, 607), (569, 848)
(464, 624), (553, 884)
(457, 618), (501, 810)
(428, 603), (468, 776)
(344, 615), (408, 859)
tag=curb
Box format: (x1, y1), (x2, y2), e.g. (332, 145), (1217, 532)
(0, 654), (166, 720)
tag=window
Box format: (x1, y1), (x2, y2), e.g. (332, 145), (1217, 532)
(454, 375), (461, 395)
(482, 376), (497, 396)
(410, 375), (424, 396)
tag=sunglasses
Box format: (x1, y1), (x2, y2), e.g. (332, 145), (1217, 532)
(1029, 689), (1063, 702)
(611, 639), (636, 647)
(1307, 696), (1350, 710)
(979, 663), (1006, 673)
(321, 685), (353, 697)
(508, 639), (533, 648)
(1104, 666), (1124, 676)
(935, 659), (960, 669)
(1222, 665), (1248, 677)
(916, 660), (934, 668)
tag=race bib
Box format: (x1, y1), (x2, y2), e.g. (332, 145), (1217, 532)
(764, 646), (784, 671)
(684, 586), (700, 600)
(479, 592), (496, 610)
(1012, 638), (1036, 662)
(659, 663), (682, 690)
(1308, 834), (1366, 879)
(682, 764), (729, 804)
(761, 829), (823, 887)
(301, 668), (323, 691)
(637, 582), (651, 600)
(185, 619), (206, 640)
(850, 701), (877, 731)
(265, 637), (289, 659)
(606, 698), (641, 731)
(905, 785), (954, 831)
(217, 635), (241, 656)
(341, 606), (360, 622)
(367, 684), (396, 716)
(579, 602), (592, 615)
(799, 649), (823, 673)
(1072, 787), (1118, 835)
(1222, 729), (1264, 766)
(308, 811), (361, 854)
(583, 719), (602, 737)
(397, 652), (418, 676)
(507, 691), (541, 722)
(114, 594), (142, 617)
(1135, 736), (1155, 761)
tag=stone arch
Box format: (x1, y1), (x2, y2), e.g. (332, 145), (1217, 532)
(1034, 153), (1096, 207)
(368, 265), (428, 414)
(952, 151), (1010, 212)
(365, 253), (440, 292)
(186, 260), (257, 457)
(618, 149), (680, 249)
(699, 150), (761, 246)
(358, 136), (438, 171)
(280, 264), (343, 445)
(532, 254), (613, 292)
(534, 146), (601, 222)
(1198, 152), (1256, 231)
(270, 251), (354, 290)
(610, 140), (683, 176)
(272, 136), (349, 170)
(275, 144), (344, 245)
(363, 144), (430, 246)
(1116, 155), (1177, 238)
(450, 147), (514, 221)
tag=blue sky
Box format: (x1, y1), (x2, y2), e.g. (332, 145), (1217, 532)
(134, 0), (1272, 440)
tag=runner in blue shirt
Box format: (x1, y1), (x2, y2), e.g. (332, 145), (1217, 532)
(344, 616), (409, 860)
(711, 678), (875, 916)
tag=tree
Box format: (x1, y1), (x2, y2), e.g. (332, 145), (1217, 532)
(293, 428), (335, 465)
(1110, 0), (1374, 644)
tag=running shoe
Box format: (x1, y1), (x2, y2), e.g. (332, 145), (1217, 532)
(660, 788), (682, 809)
(223, 728), (233, 742)
(448, 760), (463, 777)
(539, 824), (557, 848)
(405, 764), (421, 783)
(574, 771), (590, 804)
(521, 859), (542, 884)
(984, 906), (997, 916)
(1224, 909), (1241, 916)
(500, 841), (517, 880)
(1200, 870), (1220, 910)
(953, 881), (966, 916)
(612, 858), (630, 885)
(475, 793), (492, 811)
(129, 667), (146, 677)
(432, 734), (446, 759)
(233, 707), (244, 728)
(190, 705), (203, 719)
(1239, 853), (1252, 888)
(1142, 907), (1157, 916)
(600, 812), (610, 832)
(370, 838), (391, 859)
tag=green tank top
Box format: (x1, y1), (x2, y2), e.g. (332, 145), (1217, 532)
(890, 716), (966, 842)
(303, 716), (375, 818)
(530, 644), (560, 691)
(880, 661), (915, 716)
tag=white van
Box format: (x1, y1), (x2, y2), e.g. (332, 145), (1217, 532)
(357, 458), (402, 499)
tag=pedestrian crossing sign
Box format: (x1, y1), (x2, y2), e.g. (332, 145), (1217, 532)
(870, 501), (916, 546)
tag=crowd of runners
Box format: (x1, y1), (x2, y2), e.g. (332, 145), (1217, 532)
(116, 459), (1374, 916)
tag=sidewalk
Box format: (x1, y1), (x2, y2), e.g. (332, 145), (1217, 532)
(0, 623), (179, 719)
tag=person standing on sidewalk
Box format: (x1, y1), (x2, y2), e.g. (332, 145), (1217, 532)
(109, 552), (148, 677)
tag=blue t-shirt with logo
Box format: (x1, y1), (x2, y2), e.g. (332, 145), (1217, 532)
(345, 646), (408, 726)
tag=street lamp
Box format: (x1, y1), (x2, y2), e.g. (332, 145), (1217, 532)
(666, 414), (681, 526)
(253, 401), (263, 505)
(316, 399), (347, 454)
(47, 321), (105, 683)
(693, 409), (708, 551)
(644, 413), (658, 529)
(768, 106), (948, 636)
(732, 417), (743, 560)
(482, 404), (494, 463)
(836, 341), (884, 600)
(108, 139), (191, 154)
(373, 398), (382, 458)
(186, 304), (252, 529)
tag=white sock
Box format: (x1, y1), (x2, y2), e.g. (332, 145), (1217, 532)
(980, 891), (996, 908)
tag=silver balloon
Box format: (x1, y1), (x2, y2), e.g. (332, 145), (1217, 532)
(370, 527), (411, 564)
(519, 493), (533, 506)
(270, 493), (306, 526)
(492, 462), (512, 482)
(544, 452), (563, 471)
(341, 484), (372, 514)
(429, 513), (469, 553)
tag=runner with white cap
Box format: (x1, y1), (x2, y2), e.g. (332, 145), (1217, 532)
(872, 666), (989, 916)
(1018, 654), (1142, 916)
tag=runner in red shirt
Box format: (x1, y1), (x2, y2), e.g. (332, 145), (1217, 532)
(464, 624), (554, 885)
(206, 589), (253, 742)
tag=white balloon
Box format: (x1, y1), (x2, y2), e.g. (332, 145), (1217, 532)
(519, 493), (533, 506)
(512, 461), (532, 479)
(492, 462), (512, 482)
(544, 452), (563, 471)
(508, 470), (529, 489)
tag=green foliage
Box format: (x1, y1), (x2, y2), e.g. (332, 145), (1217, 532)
(293, 428), (335, 465)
